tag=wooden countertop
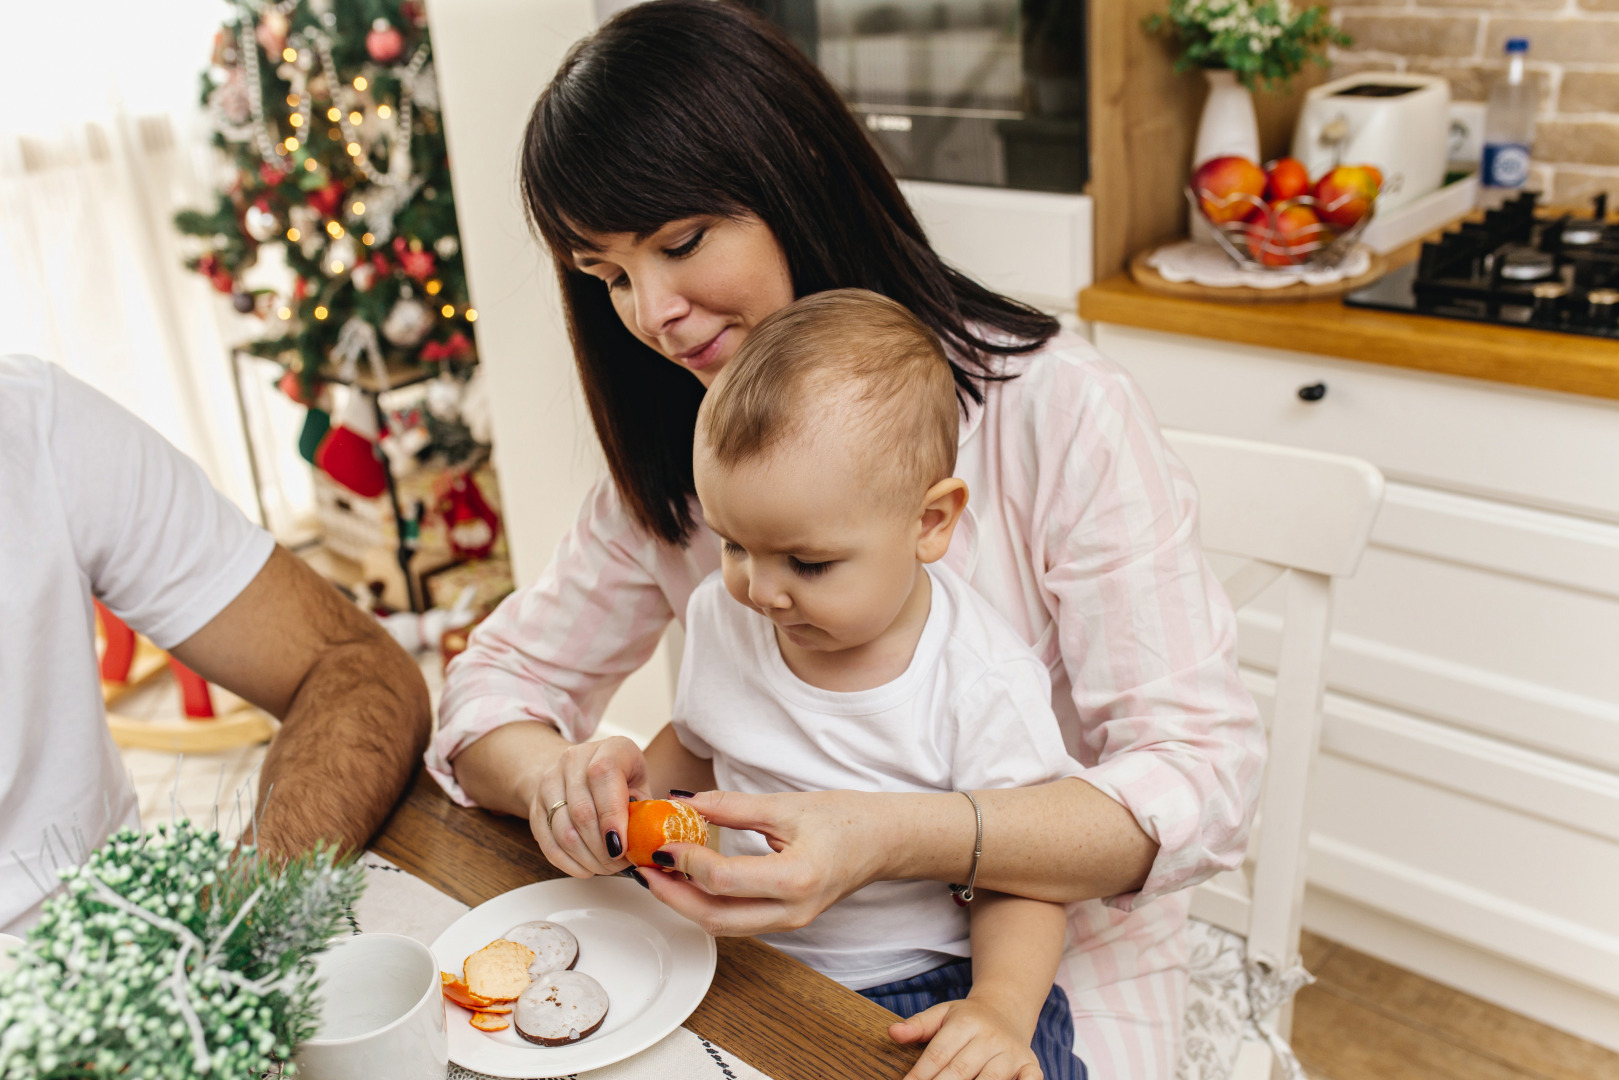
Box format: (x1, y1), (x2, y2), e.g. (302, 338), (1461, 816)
(1078, 273), (1619, 403)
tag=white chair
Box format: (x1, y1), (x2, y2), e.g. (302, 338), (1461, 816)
(1165, 430), (1385, 1080)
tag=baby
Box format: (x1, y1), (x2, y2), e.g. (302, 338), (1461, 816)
(652, 289), (1087, 1080)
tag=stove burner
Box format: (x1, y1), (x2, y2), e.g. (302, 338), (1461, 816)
(1344, 192), (1619, 340)
(1499, 247), (1557, 281)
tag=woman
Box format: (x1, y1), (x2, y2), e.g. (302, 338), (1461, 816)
(426, 3), (1264, 1075)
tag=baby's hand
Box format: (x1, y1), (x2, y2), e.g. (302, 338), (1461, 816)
(889, 996), (1042, 1080)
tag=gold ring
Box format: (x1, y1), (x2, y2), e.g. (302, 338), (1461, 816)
(546, 799), (569, 829)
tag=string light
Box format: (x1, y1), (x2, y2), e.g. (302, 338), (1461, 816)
(330, 261), (346, 274)
(288, 114), (303, 128)
(314, 305), (329, 320)
(326, 221), (344, 238)
(277, 306), (292, 320)
(361, 232), (375, 245)
(424, 279), (442, 295)
(353, 76), (368, 91)
(286, 227), (301, 242)
(465, 309), (478, 322)
(441, 304), (455, 318)
(286, 94), (300, 108)
(377, 104), (392, 119)
(283, 137), (299, 151)
(348, 111), (363, 125)
(346, 143), (362, 157)
(326, 107), (340, 121)
(282, 47), (298, 63)
(303, 158), (318, 172)
(351, 201), (365, 215)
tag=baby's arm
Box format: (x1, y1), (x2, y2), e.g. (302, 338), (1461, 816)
(644, 722), (716, 799)
(890, 891), (1066, 1080)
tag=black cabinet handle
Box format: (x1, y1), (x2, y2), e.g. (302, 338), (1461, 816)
(1297, 382), (1328, 402)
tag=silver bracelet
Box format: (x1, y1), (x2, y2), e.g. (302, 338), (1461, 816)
(949, 790), (983, 906)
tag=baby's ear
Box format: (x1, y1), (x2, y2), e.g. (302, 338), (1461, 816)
(916, 478), (969, 564)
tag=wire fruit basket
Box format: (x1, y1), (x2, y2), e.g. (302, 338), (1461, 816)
(1186, 187), (1376, 272)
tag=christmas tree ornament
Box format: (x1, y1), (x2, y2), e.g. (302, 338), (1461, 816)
(243, 200), (280, 241)
(421, 330), (474, 363)
(315, 388), (387, 498)
(351, 259), (376, 292)
(383, 295), (434, 347)
(232, 291), (257, 313)
(434, 234), (459, 259)
(326, 235), (359, 275)
(392, 235), (435, 281)
(437, 469), (500, 559)
(257, 9), (290, 56)
(208, 70), (253, 133)
(352, 174), (422, 243)
(277, 367), (322, 406)
(367, 18), (405, 63)
(425, 370), (465, 420)
(307, 180), (345, 218)
(402, 60), (440, 112)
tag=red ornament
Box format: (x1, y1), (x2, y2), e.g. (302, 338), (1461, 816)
(391, 236), (435, 281)
(307, 181), (345, 219)
(277, 369), (322, 406)
(197, 254), (235, 293)
(420, 332), (474, 363)
(259, 162), (289, 187)
(436, 470), (499, 560)
(399, 1), (428, 28)
(366, 19), (405, 63)
(294, 277), (309, 300)
(370, 252), (392, 276)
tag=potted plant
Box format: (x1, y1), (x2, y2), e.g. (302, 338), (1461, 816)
(1147, 0), (1350, 166)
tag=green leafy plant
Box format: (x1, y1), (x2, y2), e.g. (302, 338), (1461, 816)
(0, 822), (364, 1079)
(1145, 0), (1351, 91)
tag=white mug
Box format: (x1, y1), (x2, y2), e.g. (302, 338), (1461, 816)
(0, 933), (22, 977)
(292, 932), (448, 1080)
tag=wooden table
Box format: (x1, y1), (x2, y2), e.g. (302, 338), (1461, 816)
(373, 771), (921, 1080)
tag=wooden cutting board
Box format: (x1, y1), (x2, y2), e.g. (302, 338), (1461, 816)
(1129, 245), (1388, 303)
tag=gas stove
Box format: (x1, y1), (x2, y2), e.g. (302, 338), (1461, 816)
(1344, 191), (1619, 339)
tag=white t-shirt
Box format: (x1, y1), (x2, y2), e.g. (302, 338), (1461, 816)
(0, 356), (274, 935)
(672, 562), (1083, 989)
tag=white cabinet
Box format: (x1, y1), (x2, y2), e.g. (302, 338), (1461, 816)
(1093, 323), (1619, 1051)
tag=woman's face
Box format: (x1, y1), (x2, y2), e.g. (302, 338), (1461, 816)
(571, 214), (795, 388)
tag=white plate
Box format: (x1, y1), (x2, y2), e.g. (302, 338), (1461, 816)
(431, 876), (716, 1077)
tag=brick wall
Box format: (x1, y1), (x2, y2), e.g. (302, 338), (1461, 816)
(1328, 0), (1619, 206)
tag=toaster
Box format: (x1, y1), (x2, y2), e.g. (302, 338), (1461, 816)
(1291, 73), (1451, 215)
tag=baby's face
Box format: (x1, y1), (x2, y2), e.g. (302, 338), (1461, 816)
(695, 432), (924, 655)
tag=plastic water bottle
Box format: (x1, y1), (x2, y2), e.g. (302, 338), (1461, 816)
(1482, 38), (1536, 190)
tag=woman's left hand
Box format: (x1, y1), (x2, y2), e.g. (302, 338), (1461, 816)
(637, 788), (891, 936)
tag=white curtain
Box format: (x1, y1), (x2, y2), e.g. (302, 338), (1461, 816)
(0, 3), (269, 519)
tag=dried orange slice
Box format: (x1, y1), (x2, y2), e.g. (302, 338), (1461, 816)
(442, 972), (497, 1010)
(470, 1010), (510, 1032)
(464, 939), (535, 1002)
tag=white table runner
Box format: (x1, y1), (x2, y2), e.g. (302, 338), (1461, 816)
(354, 856), (772, 1080)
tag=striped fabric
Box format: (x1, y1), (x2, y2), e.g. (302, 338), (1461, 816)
(428, 331), (1265, 1078)
(859, 958), (1087, 1080)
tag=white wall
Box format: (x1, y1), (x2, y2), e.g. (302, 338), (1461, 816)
(426, 0), (675, 741)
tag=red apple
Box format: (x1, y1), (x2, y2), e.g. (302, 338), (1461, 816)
(1193, 156), (1267, 224)
(1265, 157), (1311, 203)
(1313, 166), (1379, 229)
(1246, 205), (1325, 267)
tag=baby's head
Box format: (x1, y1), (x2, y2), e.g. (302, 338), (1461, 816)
(694, 289), (967, 655)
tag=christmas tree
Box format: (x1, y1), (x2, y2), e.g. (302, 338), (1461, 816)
(176, 0), (477, 393)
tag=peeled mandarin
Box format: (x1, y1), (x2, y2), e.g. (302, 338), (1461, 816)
(625, 799), (709, 867)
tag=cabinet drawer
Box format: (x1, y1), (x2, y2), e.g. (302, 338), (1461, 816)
(1093, 324), (1619, 522)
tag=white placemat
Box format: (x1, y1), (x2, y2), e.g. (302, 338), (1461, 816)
(354, 856), (770, 1080)
(1147, 240), (1372, 288)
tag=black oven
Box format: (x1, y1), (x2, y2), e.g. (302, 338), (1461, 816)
(743, 0), (1087, 193)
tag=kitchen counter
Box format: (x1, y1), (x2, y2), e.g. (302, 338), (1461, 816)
(1078, 273), (1619, 402)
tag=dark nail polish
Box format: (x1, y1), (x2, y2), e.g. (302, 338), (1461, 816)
(605, 831), (622, 858)
(628, 795), (639, 802)
(652, 850), (675, 867)
(629, 868), (649, 889)
(668, 789), (696, 798)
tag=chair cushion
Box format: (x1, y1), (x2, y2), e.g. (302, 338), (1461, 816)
(1175, 918), (1251, 1080)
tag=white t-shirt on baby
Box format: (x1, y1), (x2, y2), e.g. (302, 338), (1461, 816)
(0, 356), (274, 935)
(672, 562), (1083, 989)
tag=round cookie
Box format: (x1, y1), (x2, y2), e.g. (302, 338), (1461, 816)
(503, 920), (580, 976)
(513, 970), (610, 1047)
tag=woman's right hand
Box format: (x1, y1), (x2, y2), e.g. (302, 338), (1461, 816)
(529, 735), (649, 877)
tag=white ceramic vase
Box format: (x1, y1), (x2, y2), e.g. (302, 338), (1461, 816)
(1191, 68), (1262, 240)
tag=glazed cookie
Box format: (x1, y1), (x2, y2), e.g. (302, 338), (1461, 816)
(503, 920), (580, 976)
(513, 970), (611, 1047)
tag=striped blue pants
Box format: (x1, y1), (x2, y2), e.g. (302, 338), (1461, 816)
(859, 958), (1087, 1080)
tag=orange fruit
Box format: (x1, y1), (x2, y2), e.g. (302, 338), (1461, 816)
(625, 799), (709, 868)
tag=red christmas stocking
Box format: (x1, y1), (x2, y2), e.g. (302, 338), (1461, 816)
(316, 389), (388, 498)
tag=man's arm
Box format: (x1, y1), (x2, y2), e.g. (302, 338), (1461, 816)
(167, 544), (431, 859)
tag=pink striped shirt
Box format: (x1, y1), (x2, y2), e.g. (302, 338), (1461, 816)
(428, 331), (1264, 1076)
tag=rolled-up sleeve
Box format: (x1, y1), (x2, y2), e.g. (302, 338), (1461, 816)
(1035, 360), (1265, 910)
(426, 478), (694, 806)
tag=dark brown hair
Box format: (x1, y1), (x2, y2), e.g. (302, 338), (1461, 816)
(698, 289), (957, 508)
(520, 0), (1058, 544)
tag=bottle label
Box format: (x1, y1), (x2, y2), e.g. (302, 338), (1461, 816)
(1483, 142), (1532, 188)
